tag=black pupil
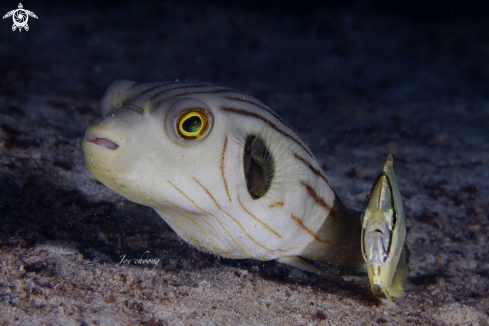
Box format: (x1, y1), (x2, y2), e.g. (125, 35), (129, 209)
(183, 116), (202, 133)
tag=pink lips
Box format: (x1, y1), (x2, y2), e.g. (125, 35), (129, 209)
(86, 133), (119, 150)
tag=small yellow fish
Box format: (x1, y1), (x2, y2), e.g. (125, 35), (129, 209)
(361, 154), (407, 301)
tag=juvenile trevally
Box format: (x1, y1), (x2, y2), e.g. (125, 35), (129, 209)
(361, 154), (407, 300)
(82, 80), (406, 295)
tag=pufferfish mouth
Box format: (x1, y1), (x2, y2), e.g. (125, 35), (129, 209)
(84, 128), (121, 150)
(86, 134), (119, 150)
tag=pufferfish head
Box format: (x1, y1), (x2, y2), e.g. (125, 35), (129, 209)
(84, 80), (231, 208)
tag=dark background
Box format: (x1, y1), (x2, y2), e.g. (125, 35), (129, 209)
(0, 0), (488, 324)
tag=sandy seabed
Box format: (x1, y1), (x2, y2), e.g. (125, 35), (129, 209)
(0, 1), (488, 325)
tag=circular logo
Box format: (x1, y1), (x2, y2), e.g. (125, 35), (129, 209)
(13, 9), (28, 28)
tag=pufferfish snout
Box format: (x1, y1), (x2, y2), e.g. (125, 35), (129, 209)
(83, 79), (407, 301)
(85, 131), (120, 151)
(83, 120), (132, 196)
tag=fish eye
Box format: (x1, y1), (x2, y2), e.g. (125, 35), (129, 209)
(176, 110), (209, 140)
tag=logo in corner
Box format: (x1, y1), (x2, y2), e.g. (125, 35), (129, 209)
(3, 3), (38, 32)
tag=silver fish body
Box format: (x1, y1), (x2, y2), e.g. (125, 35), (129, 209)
(361, 154), (407, 300)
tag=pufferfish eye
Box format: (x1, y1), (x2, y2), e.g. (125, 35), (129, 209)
(176, 110), (209, 140)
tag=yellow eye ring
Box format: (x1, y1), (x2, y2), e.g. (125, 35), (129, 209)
(177, 110), (209, 139)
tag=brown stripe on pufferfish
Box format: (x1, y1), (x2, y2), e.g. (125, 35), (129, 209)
(291, 214), (330, 244)
(293, 153), (333, 189)
(131, 84), (165, 101)
(268, 201), (284, 208)
(223, 96), (293, 130)
(220, 107), (314, 158)
(300, 180), (333, 213)
(237, 196), (282, 239)
(127, 82), (142, 90)
(167, 179), (250, 258)
(192, 177), (276, 253)
(220, 135), (232, 202)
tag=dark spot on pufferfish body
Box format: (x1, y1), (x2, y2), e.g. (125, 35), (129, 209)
(243, 135), (274, 199)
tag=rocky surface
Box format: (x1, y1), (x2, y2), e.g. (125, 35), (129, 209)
(0, 1), (488, 325)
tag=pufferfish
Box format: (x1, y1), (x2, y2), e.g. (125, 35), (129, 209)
(82, 80), (407, 299)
